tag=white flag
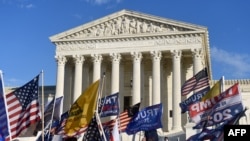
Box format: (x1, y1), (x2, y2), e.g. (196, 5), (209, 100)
(111, 119), (120, 141)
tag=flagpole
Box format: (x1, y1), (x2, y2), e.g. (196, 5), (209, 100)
(221, 76), (225, 92)
(95, 73), (107, 141)
(116, 91), (122, 141)
(41, 70), (45, 141)
(1, 71), (12, 140)
(47, 95), (56, 140)
(98, 73), (106, 116)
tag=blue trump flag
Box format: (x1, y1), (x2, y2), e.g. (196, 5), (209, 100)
(34, 96), (63, 135)
(98, 92), (119, 117)
(0, 70), (10, 140)
(125, 103), (163, 135)
(179, 86), (210, 113)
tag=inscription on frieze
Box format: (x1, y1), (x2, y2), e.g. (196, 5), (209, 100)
(57, 36), (202, 51)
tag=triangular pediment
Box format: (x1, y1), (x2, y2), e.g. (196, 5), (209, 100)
(50, 9), (207, 41)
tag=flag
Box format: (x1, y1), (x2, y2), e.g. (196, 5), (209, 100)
(6, 74), (40, 139)
(56, 111), (88, 138)
(0, 70), (10, 140)
(83, 115), (102, 141)
(111, 119), (120, 141)
(179, 86), (210, 113)
(191, 109), (247, 141)
(98, 92), (119, 117)
(125, 103), (163, 135)
(55, 111), (69, 136)
(102, 125), (111, 141)
(103, 103), (140, 132)
(214, 108), (247, 141)
(145, 129), (159, 141)
(34, 96), (63, 135)
(181, 68), (209, 96)
(190, 83), (244, 128)
(64, 80), (100, 136)
(201, 78), (222, 101)
(126, 102), (140, 117)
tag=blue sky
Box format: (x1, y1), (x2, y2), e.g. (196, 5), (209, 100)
(0, 0), (249, 86)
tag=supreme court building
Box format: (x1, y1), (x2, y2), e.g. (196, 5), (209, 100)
(49, 9), (250, 140)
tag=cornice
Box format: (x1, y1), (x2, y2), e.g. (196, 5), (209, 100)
(53, 32), (205, 45)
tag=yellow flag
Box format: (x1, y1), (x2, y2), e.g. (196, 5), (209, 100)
(201, 79), (221, 101)
(64, 80), (100, 136)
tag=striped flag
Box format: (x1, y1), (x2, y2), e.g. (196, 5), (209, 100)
(56, 111), (87, 138)
(181, 68), (209, 96)
(83, 115), (103, 141)
(103, 103), (140, 132)
(111, 119), (120, 141)
(0, 70), (10, 141)
(6, 75), (40, 139)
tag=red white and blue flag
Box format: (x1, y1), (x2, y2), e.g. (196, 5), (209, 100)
(6, 75), (40, 139)
(179, 86), (210, 113)
(98, 92), (119, 117)
(181, 68), (209, 96)
(189, 83), (244, 128)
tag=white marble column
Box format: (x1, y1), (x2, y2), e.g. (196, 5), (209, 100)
(150, 51), (162, 105)
(171, 50), (183, 131)
(191, 48), (203, 74)
(131, 52), (142, 105)
(91, 54), (103, 82)
(110, 53), (121, 94)
(149, 76), (152, 106)
(55, 55), (67, 98)
(73, 55), (84, 101)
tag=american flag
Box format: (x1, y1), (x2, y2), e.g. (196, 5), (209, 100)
(103, 103), (140, 132)
(6, 75), (40, 139)
(83, 115), (103, 141)
(181, 68), (210, 96)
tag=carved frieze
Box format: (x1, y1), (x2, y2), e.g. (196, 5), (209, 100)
(56, 36), (202, 52)
(60, 15), (193, 40)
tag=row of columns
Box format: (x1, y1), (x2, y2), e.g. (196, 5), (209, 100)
(55, 48), (203, 132)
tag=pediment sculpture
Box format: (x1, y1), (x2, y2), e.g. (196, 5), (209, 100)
(60, 15), (193, 39)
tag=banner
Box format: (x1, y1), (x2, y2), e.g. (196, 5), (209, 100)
(189, 83), (244, 127)
(98, 92), (119, 117)
(125, 103), (163, 135)
(64, 80), (99, 136)
(179, 87), (210, 113)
